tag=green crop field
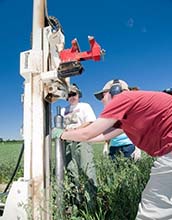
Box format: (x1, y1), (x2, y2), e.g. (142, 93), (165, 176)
(0, 141), (154, 220)
(0, 142), (24, 183)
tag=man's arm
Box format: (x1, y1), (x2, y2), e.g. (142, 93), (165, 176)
(76, 121), (92, 129)
(61, 117), (122, 142)
(87, 127), (123, 142)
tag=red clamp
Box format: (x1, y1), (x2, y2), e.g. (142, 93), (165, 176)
(59, 36), (103, 62)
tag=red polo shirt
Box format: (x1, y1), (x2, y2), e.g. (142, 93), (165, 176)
(100, 91), (172, 157)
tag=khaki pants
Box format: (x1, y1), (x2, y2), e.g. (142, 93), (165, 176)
(65, 141), (97, 185)
(136, 151), (172, 220)
(65, 141), (97, 209)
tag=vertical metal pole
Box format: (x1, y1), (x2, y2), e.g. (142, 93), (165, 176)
(32, 0), (52, 219)
(22, 0), (51, 219)
(32, 0), (44, 50)
(54, 106), (65, 215)
(31, 0), (45, 218)
(44, 101), (52, 220)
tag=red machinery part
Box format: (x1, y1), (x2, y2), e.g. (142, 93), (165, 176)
(59, 36), (102, 62)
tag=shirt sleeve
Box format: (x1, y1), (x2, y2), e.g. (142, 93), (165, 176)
(100, 93), (133, 121)
(61, 107), (65, 117)
(82, 103), (96, 122)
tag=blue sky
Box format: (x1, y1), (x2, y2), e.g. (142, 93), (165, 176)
(1, 0), (172, 140)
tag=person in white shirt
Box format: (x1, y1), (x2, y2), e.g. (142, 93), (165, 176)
(61, 83), (97, 208)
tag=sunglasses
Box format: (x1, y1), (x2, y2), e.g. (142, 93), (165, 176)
(68, 92), (77, 98)
(100, 91), (109, 100)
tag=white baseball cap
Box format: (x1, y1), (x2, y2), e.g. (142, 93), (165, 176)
(94, 79), (129, 100)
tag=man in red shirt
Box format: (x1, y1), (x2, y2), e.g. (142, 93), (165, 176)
(54, 79), (172, 219)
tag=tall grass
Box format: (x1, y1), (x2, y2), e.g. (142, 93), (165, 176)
(58, 151), (153, 220)
(94, 154), (153, 220)
(0, 142), (154, 219)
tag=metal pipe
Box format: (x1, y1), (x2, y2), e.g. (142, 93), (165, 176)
(54, 106), (65, 214)
(44, 102), (51, 220)
(31, 1), (49, 219)
(32, 0), (44, 50)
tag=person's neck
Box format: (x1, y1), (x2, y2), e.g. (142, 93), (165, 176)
(70, 102), (79, 107)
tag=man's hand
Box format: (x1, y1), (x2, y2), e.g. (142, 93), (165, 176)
(131, 146), (141, 161)
(52, 128), (64, 139)
(103, 141), (109, 156)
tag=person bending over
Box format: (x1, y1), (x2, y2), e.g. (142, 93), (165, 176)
(54, 79), (172, 220)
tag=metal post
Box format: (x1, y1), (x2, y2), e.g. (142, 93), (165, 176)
(32, 0), (44, 50)
(54, 106), (65, 216)
(22, 0), (51, 219)
(30, 0), (45, 218)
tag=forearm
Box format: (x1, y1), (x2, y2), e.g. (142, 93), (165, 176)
(60, 118), (121, 142)
(87, 133), (107, 142)
(61, 126), (123, 143)
(76, 122), (92, 129)
(61, 128), (90, 142)
(61, 129), (106, 142)
(87, 129), (122, 142)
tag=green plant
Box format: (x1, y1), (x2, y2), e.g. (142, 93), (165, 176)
(0, 142), (154, 220)
(0, 142), (24, 183)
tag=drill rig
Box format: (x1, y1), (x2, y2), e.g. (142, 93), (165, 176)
(0, 0), (104, 219)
